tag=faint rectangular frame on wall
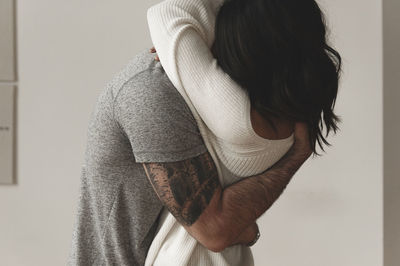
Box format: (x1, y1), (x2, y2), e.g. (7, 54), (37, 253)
(0, 0), (17, 185)
(0, 0), (16, 81)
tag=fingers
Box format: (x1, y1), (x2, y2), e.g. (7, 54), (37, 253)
(149, 47), (160, 61)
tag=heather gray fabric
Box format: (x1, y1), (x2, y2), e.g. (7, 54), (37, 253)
(68, 49), (207, 266)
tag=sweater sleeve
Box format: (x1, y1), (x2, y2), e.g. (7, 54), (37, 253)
(147, 0), (250, 143)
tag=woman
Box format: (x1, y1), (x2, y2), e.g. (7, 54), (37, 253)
(145, 0), (342, 265)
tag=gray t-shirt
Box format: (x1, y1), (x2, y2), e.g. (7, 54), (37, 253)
(68, 49), (207, 266)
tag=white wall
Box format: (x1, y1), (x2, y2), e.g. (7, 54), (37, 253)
(0, 0), (383, 265)
(0, 1), (160, 265)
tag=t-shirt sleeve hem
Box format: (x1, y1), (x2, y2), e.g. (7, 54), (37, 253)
(134, 144), (208, 163)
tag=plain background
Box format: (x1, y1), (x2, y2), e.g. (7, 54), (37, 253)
(0, 0), (395, 265)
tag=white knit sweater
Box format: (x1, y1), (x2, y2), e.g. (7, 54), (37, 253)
(145, 0), (295, 265)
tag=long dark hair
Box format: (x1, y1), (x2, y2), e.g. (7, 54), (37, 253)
(211, 0), (342, 156)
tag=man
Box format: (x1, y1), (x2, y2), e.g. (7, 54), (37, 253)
(68, 49), (312, 266)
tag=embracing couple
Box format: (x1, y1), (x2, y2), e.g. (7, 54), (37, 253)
(68, 0), (342, 265)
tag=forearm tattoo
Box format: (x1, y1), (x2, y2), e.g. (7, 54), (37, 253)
(143, 153), (220, 226)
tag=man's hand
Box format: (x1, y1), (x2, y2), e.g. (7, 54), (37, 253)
(230, 222), (259, 247)
(292, 122), (313, 159)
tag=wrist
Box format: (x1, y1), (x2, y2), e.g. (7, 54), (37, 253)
(245, 228), (260, 247)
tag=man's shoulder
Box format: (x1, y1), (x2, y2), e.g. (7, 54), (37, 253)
(108, 49), (181, 105)
(106, 49), (190, 115)
(110, 50), (206, 164)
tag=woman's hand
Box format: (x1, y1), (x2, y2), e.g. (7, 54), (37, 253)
(150, 47), (160, 61)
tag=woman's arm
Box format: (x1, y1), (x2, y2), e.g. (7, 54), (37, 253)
(147, 0), (250, 142)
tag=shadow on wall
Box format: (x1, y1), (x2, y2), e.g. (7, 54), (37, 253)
(383, 0), (400, 265)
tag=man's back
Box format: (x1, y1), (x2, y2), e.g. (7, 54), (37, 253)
(68, 49), (206, 266)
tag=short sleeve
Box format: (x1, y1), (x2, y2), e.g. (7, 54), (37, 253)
(113, 68), (207, 163)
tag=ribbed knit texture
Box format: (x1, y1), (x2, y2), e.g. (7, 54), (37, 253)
(146, 0), (295, 265)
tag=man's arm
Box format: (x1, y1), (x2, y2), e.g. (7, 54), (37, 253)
(143, 122), (312, 252)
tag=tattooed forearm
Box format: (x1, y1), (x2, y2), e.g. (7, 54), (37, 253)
(219, 143), (311, 246)
(143, 153), (219, 226)
(141, 125), (312, 251)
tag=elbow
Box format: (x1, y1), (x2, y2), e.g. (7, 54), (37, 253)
(147, 2), (170, 23)
(147, 3), (174, 38)
(147, 3), (164, 26)
(147, 5), (160, 23)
